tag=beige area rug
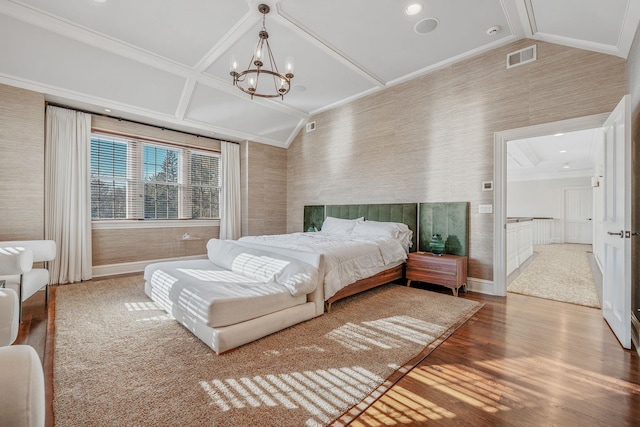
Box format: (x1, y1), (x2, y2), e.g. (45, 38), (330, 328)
(51, 276), (482, 427)
(508, 244), (601, 308)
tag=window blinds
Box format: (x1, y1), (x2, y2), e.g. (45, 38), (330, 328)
(90, 133), (221, 220)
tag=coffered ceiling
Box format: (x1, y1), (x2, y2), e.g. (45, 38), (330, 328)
(508, 128), (602, 182)
(0, 0), (638, 147)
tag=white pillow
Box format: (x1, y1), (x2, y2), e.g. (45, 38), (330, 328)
(352, 220), (413, 251)
(320, 216), (363, 235)
(353, 220), (409, 237)
(352, 221), (399, 238)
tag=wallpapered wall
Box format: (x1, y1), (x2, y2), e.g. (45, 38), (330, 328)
(286, 39), (628, 282)
(240, 140), (287, 237)
(0, 84), (44, 240)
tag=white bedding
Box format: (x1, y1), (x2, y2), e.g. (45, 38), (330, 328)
(238, 232), (408, 300)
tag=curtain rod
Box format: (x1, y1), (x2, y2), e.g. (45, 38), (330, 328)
(45, 102), (240, 145)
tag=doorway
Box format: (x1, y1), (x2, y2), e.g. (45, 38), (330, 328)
(493, 113), (609, 297)
(504, 130), (602, 307)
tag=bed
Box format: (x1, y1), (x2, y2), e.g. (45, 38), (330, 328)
(144, 239), (325, 354)
(241, 203), (418, 311)
(143, 203), (417, 353)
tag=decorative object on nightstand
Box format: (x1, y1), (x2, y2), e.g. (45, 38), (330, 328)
(306, 223), (318, 232)
(405, 252), (468, 297)
(418, 202), (469, 256)
(428, 234), (445, 255)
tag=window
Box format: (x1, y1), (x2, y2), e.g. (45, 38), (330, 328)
(90, 133), (221, 220)
(90, 138), (128, 219)
(143, 145), (179, 219)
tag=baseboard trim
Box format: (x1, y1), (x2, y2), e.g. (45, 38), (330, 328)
(467, 277), (498, 296)
(92, 254), (208, 278)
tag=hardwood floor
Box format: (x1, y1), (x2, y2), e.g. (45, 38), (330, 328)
(17, 286), (640, 426)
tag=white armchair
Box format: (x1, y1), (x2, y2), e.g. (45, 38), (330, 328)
(0, 240), (56, 322)
(0, 285), (45, 427)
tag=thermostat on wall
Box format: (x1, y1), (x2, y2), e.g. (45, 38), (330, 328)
(482, 181), (493, 191)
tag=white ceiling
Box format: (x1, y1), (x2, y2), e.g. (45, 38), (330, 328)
(0, 0), (638, 147)
(507, 128), (603, 181)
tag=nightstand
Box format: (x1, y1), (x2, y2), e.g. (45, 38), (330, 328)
(406, 252), (468, 296)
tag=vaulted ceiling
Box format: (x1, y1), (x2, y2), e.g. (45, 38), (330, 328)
(1, 0), (638, 147)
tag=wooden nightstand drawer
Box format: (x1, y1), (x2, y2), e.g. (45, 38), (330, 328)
(406, 252), (468, 296)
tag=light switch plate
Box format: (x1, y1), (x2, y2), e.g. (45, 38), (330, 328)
(479, 204), (493, 214)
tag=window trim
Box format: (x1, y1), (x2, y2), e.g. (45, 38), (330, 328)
(90, 132), (222, 221)
(91, 219), (221, 230)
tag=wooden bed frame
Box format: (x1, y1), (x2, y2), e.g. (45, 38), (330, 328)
(325, 263), (405, 312)
(305, 203), (418, 312)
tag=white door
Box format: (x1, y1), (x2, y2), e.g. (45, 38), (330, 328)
(602, 95), (631, 349)
(564, 188), (593, 244)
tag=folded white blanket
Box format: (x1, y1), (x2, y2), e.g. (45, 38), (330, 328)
(206, 239), (318, 297)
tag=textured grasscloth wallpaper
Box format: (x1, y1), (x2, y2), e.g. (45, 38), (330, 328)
(0, 84), (44, 240)
(286, 39), (628, 281)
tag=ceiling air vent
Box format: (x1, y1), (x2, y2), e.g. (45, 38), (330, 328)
(506, 45), (537, 69)
(305, 121), (316, 133)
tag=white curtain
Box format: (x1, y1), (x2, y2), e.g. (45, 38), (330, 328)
(219, 141), (241, 240)
(45, 105), (92, 284)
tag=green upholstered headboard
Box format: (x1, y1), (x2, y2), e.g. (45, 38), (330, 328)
(418, 202), (469, 256)
(303, 205), (325, 232)
(304, 203), (418, 252)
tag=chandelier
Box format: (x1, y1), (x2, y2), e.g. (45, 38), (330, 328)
(230, 4), (294, 100)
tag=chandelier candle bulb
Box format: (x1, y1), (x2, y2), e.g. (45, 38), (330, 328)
(285, 57), (295, 77)
(229, 55), (238, 74)
(254, 46), (263, 67)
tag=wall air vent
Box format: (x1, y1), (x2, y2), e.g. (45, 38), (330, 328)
(305, 121), (316, 132)
(506, 45), (537, 69)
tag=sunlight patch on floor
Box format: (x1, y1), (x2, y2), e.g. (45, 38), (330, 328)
(350, 353), (640, 426)
(326, 316), (441, 351)
(199, 366), (384, 426)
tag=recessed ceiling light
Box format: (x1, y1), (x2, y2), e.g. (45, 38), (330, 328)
(94, 0), (108, 3)
(405, 3), (423, 16)
(559, 149), (567, 153)
(554, 132), (564, 137)
(414, 18), (439, 35)
(104, 108), (111, 112)
(563, 164), (571, 169)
